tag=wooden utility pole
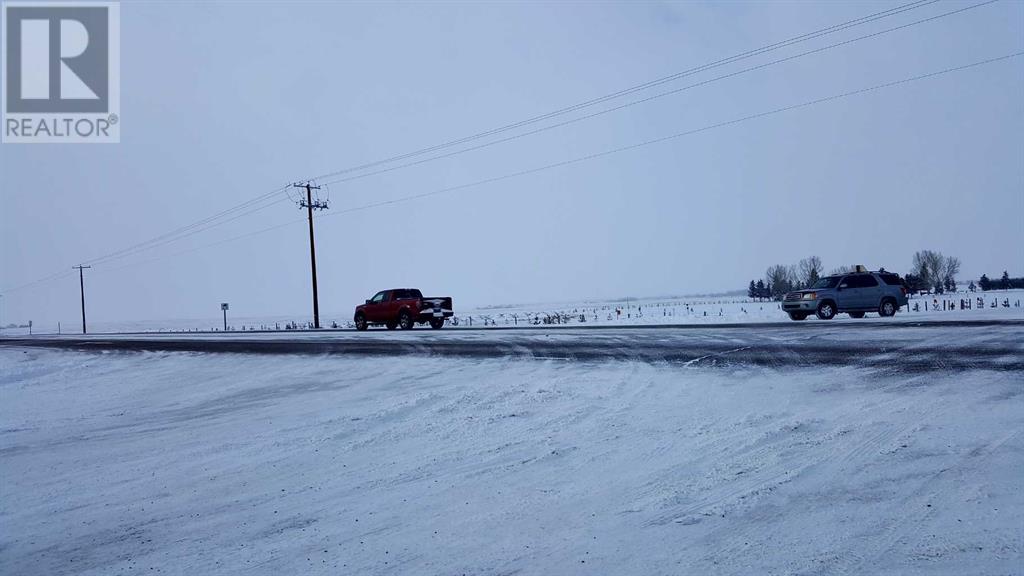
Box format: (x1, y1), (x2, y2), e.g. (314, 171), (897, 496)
(292, 183), (328, 329)
(72, 265), (91, 334)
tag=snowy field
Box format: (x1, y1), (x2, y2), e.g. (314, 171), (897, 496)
(1, 340), (1021, 575)
(2, 290), (1021, 336)
(456, 290), (1024, 329)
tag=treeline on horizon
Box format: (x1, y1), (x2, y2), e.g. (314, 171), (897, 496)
(747, 251), (1022, 302)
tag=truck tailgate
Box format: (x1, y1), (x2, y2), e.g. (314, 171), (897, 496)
(421, 297), (453, 312)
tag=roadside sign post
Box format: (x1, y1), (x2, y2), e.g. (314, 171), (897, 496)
(221, 303), (229, 331)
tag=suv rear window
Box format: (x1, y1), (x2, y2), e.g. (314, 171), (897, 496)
(878, 273), (903, 286)
(844, 275), (879, 288)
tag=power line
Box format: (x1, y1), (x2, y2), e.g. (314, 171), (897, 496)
(99, 218), (307, 275)
(82, 185), (290, 267)
(7, 53), (1018, 292)
(0, 2), (1004, 298)
(319, 0), (998, 189)
(1, 270), (77, 295)
(0, 0), (950, 296)
(6, 51), (1015, 293)
(320, 52), (1022, 220)
(306, 0), (942, 183)
(75, 0), (966, 275)
(84, 196), (291, 268)
(1, 190), (290, 294)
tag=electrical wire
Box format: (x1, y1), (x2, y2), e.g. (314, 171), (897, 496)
(1, 270), (78, 295)
(0, 1), (1005, 295)
(6, 53), (1016, 294)
(306, 0), (943, 183)
(318, 0), (998, 189)
(99, 217), (308, 275)
(1, 188), (291, 293)
(82, 185), (290, 267)
(317, 0), (991, 186)
(84, 196), (292, 267)
(320, 53), (1022, 220)
(0, 0), (948, 294)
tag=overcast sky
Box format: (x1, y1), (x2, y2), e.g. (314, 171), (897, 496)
(1, 0), (1022, 328)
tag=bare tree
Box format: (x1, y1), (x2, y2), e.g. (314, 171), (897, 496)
(798, 256), (823, 287)
(942, 255), (961, 283)
(829, 265), (853, 276)
(912, 250), (958, 291)
(765, 264), (794, 300)
(789, 265), (801, 289)
(912, 250), (945, 290)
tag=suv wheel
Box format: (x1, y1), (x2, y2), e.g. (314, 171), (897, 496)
(788, 312), (807, 321)
(354, 313), (368, 331)
(429, 318), (445, 329)
(399, 310), (415, 330)
(848, 312), (865, 319)
(878, 298), (897, 317)
(816, 301), (836, 320)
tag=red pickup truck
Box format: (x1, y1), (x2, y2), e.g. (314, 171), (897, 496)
(354, 289), (454, 331)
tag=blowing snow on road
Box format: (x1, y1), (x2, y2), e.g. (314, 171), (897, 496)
(1, 323), (1021, 575)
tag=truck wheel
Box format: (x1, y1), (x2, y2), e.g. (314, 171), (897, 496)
(788, 312), (807, 321)
(399, 310), (414, 330)
(878, 298), (897, 317)
(816, 301), (836, 320)
(354, 313), (368, 331)
(429, 318), (445, 329)
(385, 321), (397, 330)
(848, 311), (865, 319)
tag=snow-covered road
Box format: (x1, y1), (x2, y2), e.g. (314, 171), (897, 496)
(4, 320), (1022, 374)
(1, 338), (1021, 575)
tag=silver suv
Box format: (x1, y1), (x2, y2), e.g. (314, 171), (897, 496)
(783, 270), (908, 321)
